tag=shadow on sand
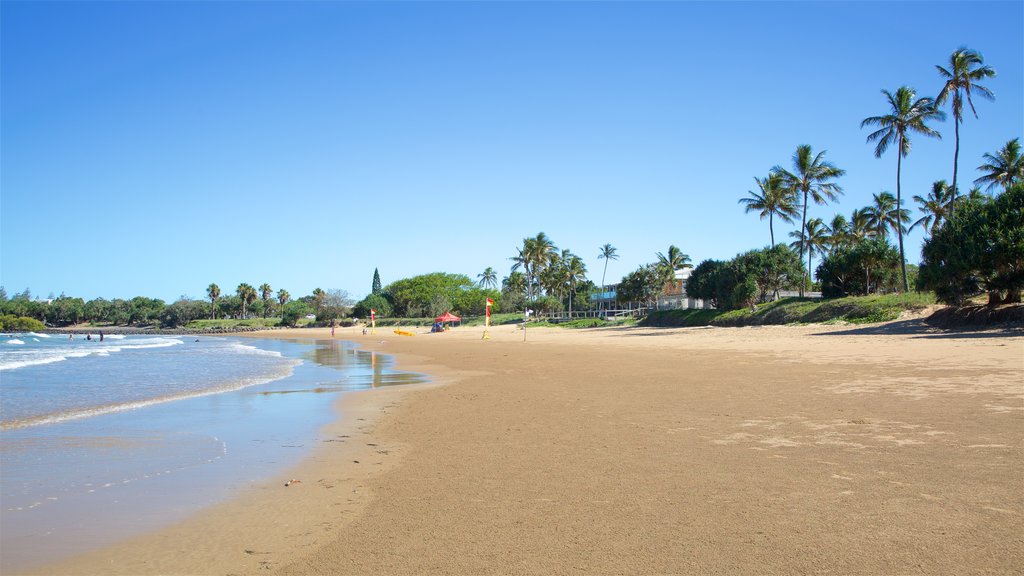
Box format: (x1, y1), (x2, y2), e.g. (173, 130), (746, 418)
(808, 318), (1023, 340)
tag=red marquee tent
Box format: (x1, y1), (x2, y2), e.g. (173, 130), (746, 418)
(435, 312), (461, 323)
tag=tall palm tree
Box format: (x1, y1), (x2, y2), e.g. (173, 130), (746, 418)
(862, 86), (944, 291)
(738, 172), (798, 247)
(206, 283), (220, 319)
(789, 218), (829, 284)
(277, 289), (290, 310)
(597, 243), (618, 290)
(911, 180), (956, 237)
(655, 245), (691, 288)
(975, 138), (1024, 192)
(935, 47), (996, 201)
(773, 145), (845, 295)
(259, 283), (273, 318)
(477, 267), (498, 290)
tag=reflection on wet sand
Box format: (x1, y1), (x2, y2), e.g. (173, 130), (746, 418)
(258, 340), (425, 395)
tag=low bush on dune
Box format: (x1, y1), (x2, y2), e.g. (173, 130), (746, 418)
(642, 293), (936, 328)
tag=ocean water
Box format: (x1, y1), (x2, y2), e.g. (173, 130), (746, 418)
(0, 334), (422, 572)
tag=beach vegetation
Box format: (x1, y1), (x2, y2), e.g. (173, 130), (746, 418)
(910, 180), (956, 238)
(935, 47), (996, 199)
(597, 243), (619, 290)
(685, 245), (803, 311)
(816, 238), (902, 297)
(643, 292), (935, 328)
(280, 300), (314, 327)
(352, 293), (393, 319)
(372, 268), (383, 295)
(739, 172), (798, 248)
(772, 145), (845, 295)
(236, 283), (257, 319)
(160, 298), (209, 328)
(975, 138), (1024, 192)
(862, 86), (945, 291)
(206, 283), (220, 319)
(259, 283), (274, 318)
(0, 313), (45, 331)
(918, 183), (1023, 305)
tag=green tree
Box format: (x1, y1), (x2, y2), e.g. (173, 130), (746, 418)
(206, 283), (220, 319)
(817, 238), (902, 297)
(616, 265), (662, 308)
(372, 268), (382, 295)
(935, 47), (996, 200)
(259, 283), (273, 318)
(597, 243), (618, 290)
(911, 180), (956, 238)
(738, 172), (798, 247)
(477, 267), (498, 290)
(788, 218), (829, 287)
(655, 245), (692, 287)
(862, 86), (944, 291)
(850, 207), (874, 243)
(919, 184), (1024, 305)
(353, 293), (393, 319)
(773, 145), (845, 295)
(825, 214), (851, 254)
(237, 283), (257, 319)
(280, 300), (313, 327)
(501, 271), (528, 313)
(975, 138), (1024, 192)
(277, 289), (290, 310)
(685, 259), (724, 308)
(511, 232), (558, 301)
(865, 191), (910, 241)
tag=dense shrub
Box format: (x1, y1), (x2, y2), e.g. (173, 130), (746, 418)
(919, 183), (1023, 305)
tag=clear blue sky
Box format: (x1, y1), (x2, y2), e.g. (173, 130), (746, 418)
(2, 1), (1021, 303)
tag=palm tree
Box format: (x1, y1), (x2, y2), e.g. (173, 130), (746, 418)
(738, 172), (798, 247)
(850, 208), (874, 242)
(911, 180), (956, 237)
(259, 283), (273, 318)
(655, 245), (692, 288)
(564, 254), (587, 313)
(597, 243), (618, 290)
(206, 283), (220, 319)
(237, 283), (256, 319)
(277, 289), (290, 310)
(825, 214), (850, 254)
(865, 192), (909, 241)
(477, 267), (498, 290)
(975, 138), (1024, 192)
(502, 271), (528, 298)
(862, 86), (944, 291)
(511, 232), (558, 301)
(789, 218), (829, 284)
(935, 47), (996, 201)
(773, 145), (845, 295)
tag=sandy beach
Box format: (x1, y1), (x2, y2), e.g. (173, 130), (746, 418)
(29, 319), (1024, 575)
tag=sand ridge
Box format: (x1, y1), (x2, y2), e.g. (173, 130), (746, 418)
(30, 321), (1024, 575)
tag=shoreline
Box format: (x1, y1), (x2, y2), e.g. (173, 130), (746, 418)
(28, 321), (1024, 575)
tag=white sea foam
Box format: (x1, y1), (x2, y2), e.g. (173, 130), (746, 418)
(1, 359), (300, 431)
(27, 332), (51, 338)
(5, 339), (25, 345)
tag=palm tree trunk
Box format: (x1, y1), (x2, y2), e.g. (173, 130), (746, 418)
(950, 118), (961, 220)
(896, 146), (909, 292)
(799, 190), (808, 297)
(769, 212), (775, 248)
(601, 261), (608, 311)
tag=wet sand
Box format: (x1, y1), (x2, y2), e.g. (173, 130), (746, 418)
(31, 320), (1024, 575)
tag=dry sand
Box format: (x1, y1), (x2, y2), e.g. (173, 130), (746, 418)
(31, 320), (1024, 575)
